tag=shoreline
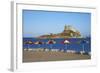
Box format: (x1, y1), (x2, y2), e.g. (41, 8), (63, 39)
(23, 50), (91, 62)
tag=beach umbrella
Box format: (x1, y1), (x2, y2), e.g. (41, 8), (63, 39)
(24, 41), (33, 51)
(35, 41), (43, 48)
(64, 39), (70, 44)
(47, 39), (56, 51)
(63, 39), (70, 52)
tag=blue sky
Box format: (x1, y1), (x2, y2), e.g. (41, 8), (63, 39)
(23, 10), (91, 37)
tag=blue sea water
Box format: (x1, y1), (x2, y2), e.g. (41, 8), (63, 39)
(23, 37), (91, 52)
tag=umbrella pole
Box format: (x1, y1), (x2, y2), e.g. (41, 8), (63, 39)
(83, 44), (85, 53)
(27, 44), (29, 51)
(66, 44), (67, 52)
(50, 44), (52, 51)
(59, 48), (61, 52)
(81, 44), (84, 54)
(38, 44), (40, 51)
(64, 44), (67, 52)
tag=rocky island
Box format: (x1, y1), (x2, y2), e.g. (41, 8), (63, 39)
(37, 25), (81, 39)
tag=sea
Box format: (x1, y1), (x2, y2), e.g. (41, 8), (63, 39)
(23, 37), (91, 52)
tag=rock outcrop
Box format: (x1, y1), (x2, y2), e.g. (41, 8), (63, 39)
(38, 25), (81, 38)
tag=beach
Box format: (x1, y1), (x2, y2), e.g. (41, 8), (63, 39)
(23, 50), (91, 62)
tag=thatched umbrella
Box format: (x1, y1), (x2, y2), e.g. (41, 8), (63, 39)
(47, 39), (56, 51)
(35, 41), (43, 49)
(63, 39), (70, 52)
(24, 41), (33, 51)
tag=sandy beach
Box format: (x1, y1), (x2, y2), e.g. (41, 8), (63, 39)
(23, 49), (91, 62)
